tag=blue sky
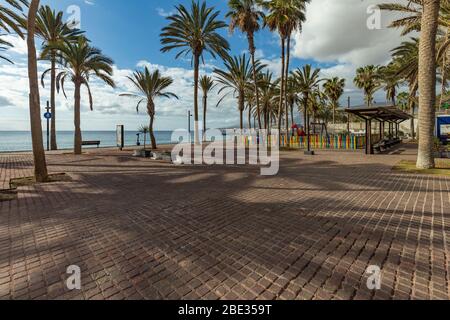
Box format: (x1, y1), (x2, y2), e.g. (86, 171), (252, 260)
(0, 0), (407, 131)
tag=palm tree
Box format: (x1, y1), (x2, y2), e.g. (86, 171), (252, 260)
(379, 64), (401, 106)
(139, 125), (149, 150)
(397, 92), (410, 112)
(285, 75), (299, 128)
(293, 64), (322, 151)
(258, 70), (277, 129)
(392, 38), (420, 139)
(26, 0), (48, 182)
(37, 6), (83, 151)
(354, 65), (380, 106)
(417, 0), (441, 169)
(260, 0), (309, 142)
(160, 1), (230, 145)
(121, 68), (178, 150)
(227, 0), (264, 129)
(54, 37), (115, 155)
(323, 77), (345, 124)
(199, 75), (215, 140)
(0, 0), (28, 63)
(214, 54), (265, 129)
(380, 0), (446, 168)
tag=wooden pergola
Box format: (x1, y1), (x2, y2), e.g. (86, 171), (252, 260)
(345, 106), (413, 155)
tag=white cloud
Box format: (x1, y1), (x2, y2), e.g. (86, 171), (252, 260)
(292, 0), (411, 106)
(0, 38), (241, 130)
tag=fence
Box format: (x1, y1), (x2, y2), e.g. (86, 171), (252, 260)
(281, 134), (366, 150)
(239, 134), (366, 150)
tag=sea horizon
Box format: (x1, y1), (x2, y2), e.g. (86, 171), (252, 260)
(0, 130), (178, 152)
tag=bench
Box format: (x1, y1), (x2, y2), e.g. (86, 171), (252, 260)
(374, 138), (402, 153)
(82, 141), (101, 148)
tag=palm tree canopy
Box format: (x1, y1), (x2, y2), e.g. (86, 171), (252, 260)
(226, 0), (264, 36)
(34, 5), (83, 58)
(379, 1), (449, 35)
(353, 65), (381, 104)
(213, 54), (266, 107)
(120, 67), (179, 114)
(199, 75), (215, 95)
(323, 77), (345, 106)
(160, 1), (230, 62)
(292, 64), (323, 97)
(391, 37), (419, 87)
(379, 63), (401, 103)
(0, 0), (28, 36)
(49, 37), (115, 110)
(259, 0), (309, 38)
(0, 0), (28, 63)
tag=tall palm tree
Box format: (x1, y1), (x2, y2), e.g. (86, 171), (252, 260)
(293, 64), (322, 127)
(354, 65), (380, 106)
(417, 0), (441, 169)
(323, 77), (345, 124)
(160, 1), (230, 145)
(26, 0), (47, 182)
(0, 0), (28, 63)
(380, 0), (447, 167)
(227, 0), (264, 129)
(293, 64), (322, 151)
(199, 75), (215, 140)
(214, 54), (265, 129)
(37, 6), (83, 151)
(260, 0), (308, 141)
(121, 68), (178, 149)
(53, 37), (115, 155)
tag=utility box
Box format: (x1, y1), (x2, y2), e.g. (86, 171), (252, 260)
(436, 115), (450, 145)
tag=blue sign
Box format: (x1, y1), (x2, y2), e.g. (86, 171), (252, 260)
(44, 112), (52, 119)
(437, 116), (450, 144)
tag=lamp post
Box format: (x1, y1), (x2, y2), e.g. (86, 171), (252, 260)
(43, 101), (51, 151)
(188, 110), (193, 141)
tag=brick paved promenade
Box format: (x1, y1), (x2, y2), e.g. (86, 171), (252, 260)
(0, 145), (449, 300)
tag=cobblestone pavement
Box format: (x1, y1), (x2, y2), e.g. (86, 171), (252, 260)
(0, 145), (449, 300)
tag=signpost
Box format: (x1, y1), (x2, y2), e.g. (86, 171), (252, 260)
(43, 101), (52, 151)
(116, 125), (124, 150)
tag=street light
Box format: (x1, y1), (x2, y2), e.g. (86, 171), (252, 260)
(188, 109), (193, 135)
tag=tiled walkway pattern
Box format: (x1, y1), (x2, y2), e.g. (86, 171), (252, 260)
(0, 145), (449, 300)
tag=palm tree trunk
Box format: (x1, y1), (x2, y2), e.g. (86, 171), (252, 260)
(440, 30), (449, 107)
(74, 81), (82, 155)
(203, 92), (207, 142)
(417, 0), (440, 169)
(303, 102), (307, 129)
(248, 105), (252, 129)
(248, 34), (262, 130)
(149, 115), (157, 149)
(409, 84), (417, 140)
(27, 0), (47, 182)
(284, 36), (291, 147)
(333, 103), (336, 124)
(290, 102), (294, 127)
(193, 54), (200, 145)
(239, 93), (244, 130)
(278, 37), (285, 144)
(50, 52), (57, 150)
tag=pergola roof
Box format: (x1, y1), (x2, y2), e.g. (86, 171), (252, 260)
(345, 105), (413, 122)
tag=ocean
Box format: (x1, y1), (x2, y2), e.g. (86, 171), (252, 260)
(0, 131), (178, 152)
